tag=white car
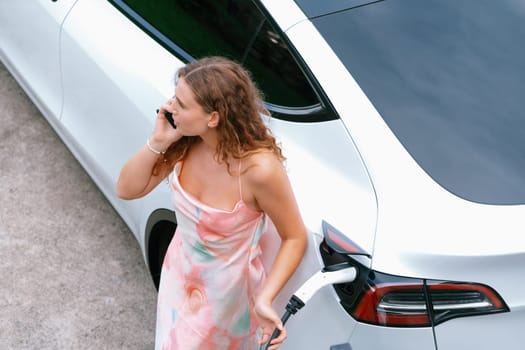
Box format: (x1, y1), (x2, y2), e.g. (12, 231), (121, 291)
(2, 0), (524, 349)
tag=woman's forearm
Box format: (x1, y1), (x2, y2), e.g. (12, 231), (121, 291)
(258, 235), (307, 304)
(116, 142), (166, 199)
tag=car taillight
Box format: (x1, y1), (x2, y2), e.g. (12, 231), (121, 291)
(425, 281), (508, 325)
(320, 234), (509, 327)
(350, 276), (431, 326)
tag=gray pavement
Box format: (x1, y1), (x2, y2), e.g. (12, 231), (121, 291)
(0, 63), (157, 349)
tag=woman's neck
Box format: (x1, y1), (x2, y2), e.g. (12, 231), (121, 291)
(201, 128), (219, 147)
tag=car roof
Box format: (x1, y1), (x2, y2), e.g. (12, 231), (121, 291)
(293, 0), (379, 17)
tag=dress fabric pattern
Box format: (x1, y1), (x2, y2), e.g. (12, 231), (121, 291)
(155, 162), (267, 350)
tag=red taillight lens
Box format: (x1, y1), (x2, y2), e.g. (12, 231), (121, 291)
(352, 281), (431, 326)
(426, 281), (509, 325)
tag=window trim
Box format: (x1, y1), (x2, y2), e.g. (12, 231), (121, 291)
(107, 0), (338, 122)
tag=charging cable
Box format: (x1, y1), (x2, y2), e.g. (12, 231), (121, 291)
(264, 262), (357, 349)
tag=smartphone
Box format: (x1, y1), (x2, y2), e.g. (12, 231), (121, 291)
(156, 109), (176, 128)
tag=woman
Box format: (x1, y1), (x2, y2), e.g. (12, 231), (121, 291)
(117, 56), (307, 350)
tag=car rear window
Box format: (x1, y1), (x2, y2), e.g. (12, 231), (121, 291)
(313, 0), (525, 204)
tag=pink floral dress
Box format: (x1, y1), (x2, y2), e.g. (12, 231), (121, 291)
(155, 162), (267, 350)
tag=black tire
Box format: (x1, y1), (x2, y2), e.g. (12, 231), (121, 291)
(146, 210), (177, 290)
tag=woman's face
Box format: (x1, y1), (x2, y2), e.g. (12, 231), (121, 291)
(169, 77), (214, 136)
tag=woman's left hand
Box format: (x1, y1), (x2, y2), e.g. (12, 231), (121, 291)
(254, 298), (287, 350)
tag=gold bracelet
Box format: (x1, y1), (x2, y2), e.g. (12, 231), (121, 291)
(146, 138), (166, 155)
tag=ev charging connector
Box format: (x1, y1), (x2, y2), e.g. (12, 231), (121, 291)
(264, 262), (357, 349)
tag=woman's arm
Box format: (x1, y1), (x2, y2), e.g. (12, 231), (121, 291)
(247, 153), (307, 349)
(117, 105), (181, 200)
(116, 139), (170, 200)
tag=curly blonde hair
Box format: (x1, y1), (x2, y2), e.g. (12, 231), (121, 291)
(155, 56), (284, 175)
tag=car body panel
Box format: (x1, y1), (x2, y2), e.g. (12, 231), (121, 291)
(349, 323), (436, 349)
(0, 0), (78, 120)
(435, 308), (525, 349)
(268, 118), (378, 259)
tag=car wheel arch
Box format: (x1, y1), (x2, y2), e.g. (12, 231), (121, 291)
(145, 208), (177, 290)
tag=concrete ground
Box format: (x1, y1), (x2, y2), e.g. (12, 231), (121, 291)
(0, 63), (157, 349)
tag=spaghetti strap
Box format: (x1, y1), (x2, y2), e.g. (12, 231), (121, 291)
(238, 159), (243, 202)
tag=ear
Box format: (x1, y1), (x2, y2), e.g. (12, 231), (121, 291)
(207, 111), (220, 128)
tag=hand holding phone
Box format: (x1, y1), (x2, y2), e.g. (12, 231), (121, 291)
(156, 109), (176, 129)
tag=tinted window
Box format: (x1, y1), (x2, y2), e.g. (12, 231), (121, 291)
(313, 0), (525, 204)
(118, 0), (318, 109)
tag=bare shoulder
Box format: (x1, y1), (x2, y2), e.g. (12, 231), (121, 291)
(243, 151), (287, 187)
